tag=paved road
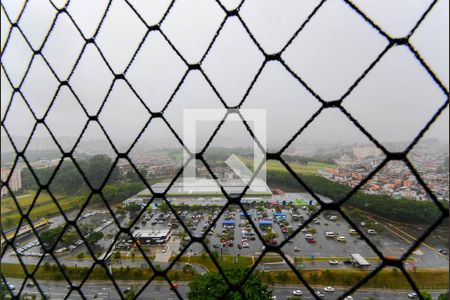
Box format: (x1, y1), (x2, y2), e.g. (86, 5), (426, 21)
(6, 279), (447, 300)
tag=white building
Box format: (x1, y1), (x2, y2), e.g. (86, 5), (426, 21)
(1, 168), (22, 196)
(353, 146), (382, 159)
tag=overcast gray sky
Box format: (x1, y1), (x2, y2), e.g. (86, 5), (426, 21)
(1, 0), (448, 154)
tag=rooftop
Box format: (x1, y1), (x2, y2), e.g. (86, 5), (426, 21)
(137, 177), (272, 197)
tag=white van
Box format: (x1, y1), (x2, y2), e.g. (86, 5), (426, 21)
(325, 232), (336, 238)
(305, 233), (313, 240)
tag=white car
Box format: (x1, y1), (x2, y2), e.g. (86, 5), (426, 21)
(294, 247), (301, 252)
(324, 286), (335, 292)
(305, 234), (313, 240)
(408, 292), (418, 298)
(315, 291), (325, 297)
(336, 236), (346, 242)
(329, 259), (338, 265)
(7, 284), (15, 290)
(293, 290), (302, 296)
(367, 229), (377, 235)
(344, 296), (353, 300)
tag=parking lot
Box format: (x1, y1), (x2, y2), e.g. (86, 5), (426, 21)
(4, 193), (448, 271)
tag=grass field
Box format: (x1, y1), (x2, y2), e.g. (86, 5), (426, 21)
(2, 263), (447, 289)
(239, 158), (336, 175)
(1, 192), (87, 231)
(260, 268), (449, 290)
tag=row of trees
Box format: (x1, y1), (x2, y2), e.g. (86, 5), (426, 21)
(40, 225), (104, 250)
(21, 155), (146, 204)
(21, 154), (148, 194)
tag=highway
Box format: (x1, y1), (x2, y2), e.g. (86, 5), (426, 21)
(6, 279), (447, 300)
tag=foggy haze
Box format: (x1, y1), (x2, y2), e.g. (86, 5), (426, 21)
(1, 0), (449, 155)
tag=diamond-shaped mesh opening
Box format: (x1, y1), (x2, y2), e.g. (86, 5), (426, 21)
(2, 93), (36, 152)
(1, 27), (34, 87)
(241, 61), (321, 152)
(407, 106), (449, 202)
(202, 15), (265, 107)
(1, 0), (448, 299)
(343, 45), (447, 152)
(282, 107), (387, 203)
(18, 0), (57, 51)
(281, 0), (389, 101)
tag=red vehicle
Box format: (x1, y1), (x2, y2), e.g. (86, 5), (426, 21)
(307, 239), (317, 244)
(269, 240), (278, 246)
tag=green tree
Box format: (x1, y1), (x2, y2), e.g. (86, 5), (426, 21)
(126, 168), (147, 182)
(188, 265), (272, 299)
(438, 292), (449, 300)
(113, 251), (121, 260)
(61, 228), (79, 245)
(263, 231), (277, 242)
(124, 286), (137, 300)
(276, 271), (288, 282)
(40, 226), (64, 250)
(420, 291), (433, 300)
(87, 232), (104, 248)
(125, 203), (142, 215)
(84, 154), (118, 189)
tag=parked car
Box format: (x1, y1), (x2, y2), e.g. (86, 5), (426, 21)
(367, 229), (377, 235)
(329, 259), (338, 265)
(325, 232), (336, 238)
(307, 239), (316, 244)
(407, 292), (418, 299)
(324, 286), (335, 292)
(336, 236), (346, 242)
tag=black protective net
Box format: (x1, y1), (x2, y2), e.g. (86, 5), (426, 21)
(0, 0), (448, 299)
